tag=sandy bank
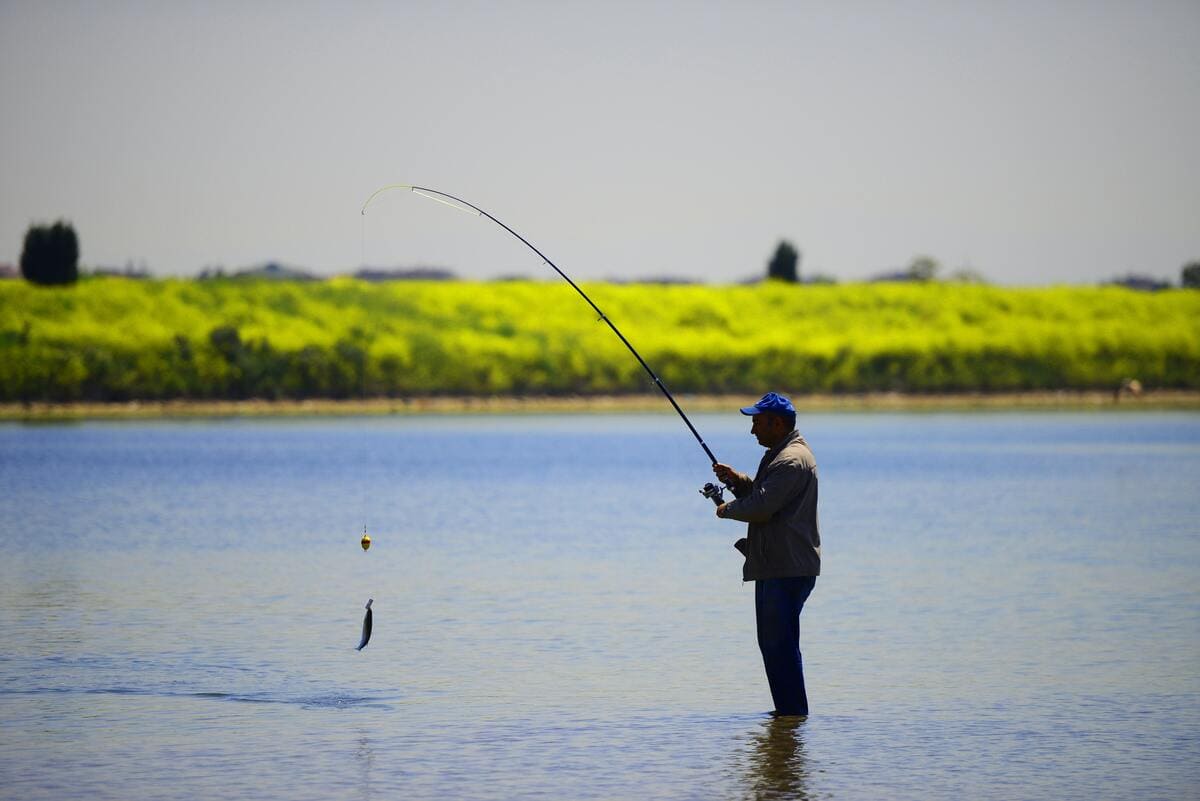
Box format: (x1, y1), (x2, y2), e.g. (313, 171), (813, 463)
(2, 390), (1197, 421)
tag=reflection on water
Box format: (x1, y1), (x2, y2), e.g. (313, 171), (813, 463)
(356, 731), (375, 801)
(742, 717), (811, 801)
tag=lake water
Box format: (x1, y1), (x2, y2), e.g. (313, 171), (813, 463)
(1, 411), (1198, 800)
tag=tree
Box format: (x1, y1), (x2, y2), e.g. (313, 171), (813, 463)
(948, 268), (988, 284)
(1183, 261), (1200, 289)
(20, 221), (79, 285)
(767, 240), (800, 283)
(906, 255), (940, 282)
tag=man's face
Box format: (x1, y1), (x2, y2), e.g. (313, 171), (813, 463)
(750, 413), (786, 447)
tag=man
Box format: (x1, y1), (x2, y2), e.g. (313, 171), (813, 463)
(713, 392), (821, 717)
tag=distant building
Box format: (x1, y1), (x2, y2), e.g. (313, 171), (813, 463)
(0, 264), (17, 279)
(234, 262), (316, 281)
(870, 269), (920, 283)
(91, 265), (150, 279)
(606, 275), (701, 285)
(353, 267), (456, 282)
(738, 273), (836, 285)
(1106, 274), (1170, 292)
(804, 273), (839, 285)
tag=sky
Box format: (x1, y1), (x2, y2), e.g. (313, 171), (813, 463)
(1, 0), (1197, 284)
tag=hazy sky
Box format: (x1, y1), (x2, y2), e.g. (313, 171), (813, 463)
(1, 1), (1197, 283)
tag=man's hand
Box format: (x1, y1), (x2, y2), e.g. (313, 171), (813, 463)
(712, 462), (743, 486)
(715, 502), (729, 518)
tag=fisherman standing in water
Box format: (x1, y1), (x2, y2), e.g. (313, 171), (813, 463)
(713, 392), (821, 718)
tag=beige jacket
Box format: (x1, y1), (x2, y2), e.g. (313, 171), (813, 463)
(722, 429), (821, 580)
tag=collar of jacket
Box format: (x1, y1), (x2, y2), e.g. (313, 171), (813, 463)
(762, 428), (803, 463)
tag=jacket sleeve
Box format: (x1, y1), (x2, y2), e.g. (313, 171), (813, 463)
(721, 458), (804, 522)
(728, 472), (754, 498)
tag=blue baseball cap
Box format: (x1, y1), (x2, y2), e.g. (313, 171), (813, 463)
(740, 392), (796, 416)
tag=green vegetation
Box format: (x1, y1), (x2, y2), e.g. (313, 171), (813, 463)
(1, 278), (1198, 401)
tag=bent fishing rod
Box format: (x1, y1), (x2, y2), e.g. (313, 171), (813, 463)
(361, 184), (729, 505)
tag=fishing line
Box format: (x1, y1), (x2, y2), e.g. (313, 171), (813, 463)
(356, 526), (374, 651)
(361, 184), (729, 504)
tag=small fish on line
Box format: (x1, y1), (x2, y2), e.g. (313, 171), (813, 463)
(356, 599), (373, 651)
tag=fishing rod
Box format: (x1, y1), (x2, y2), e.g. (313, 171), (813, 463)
(361, 184), (729, 505)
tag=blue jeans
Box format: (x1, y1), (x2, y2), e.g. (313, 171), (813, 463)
(755, 576), (817, 716)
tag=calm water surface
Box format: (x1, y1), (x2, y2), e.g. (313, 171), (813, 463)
(1, 411), (1198, 800)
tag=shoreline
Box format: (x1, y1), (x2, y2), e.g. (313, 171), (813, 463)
(2, 390), (1198, 421)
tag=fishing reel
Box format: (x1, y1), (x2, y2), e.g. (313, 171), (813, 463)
(700, 482), (726, 506)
